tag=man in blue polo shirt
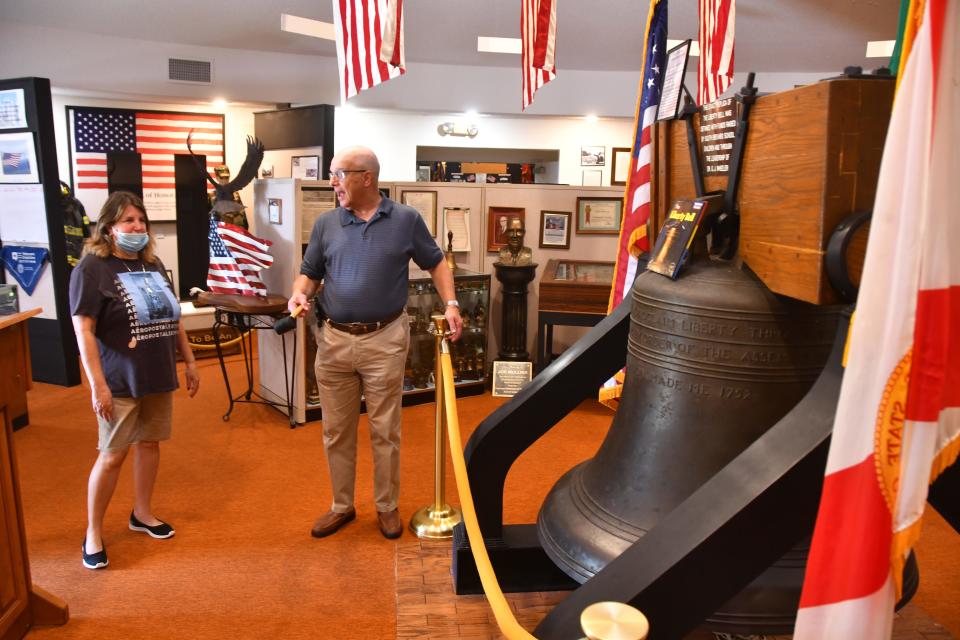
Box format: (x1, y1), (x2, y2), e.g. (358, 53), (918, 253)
(289, 146), (462, 539)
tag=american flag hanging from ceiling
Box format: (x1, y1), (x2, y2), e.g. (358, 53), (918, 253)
(698, 0), (736, 105)
(521, 0), (558, 110)
(379, 0), (404, 68)
(207, 219), (274, 297)
(332, 0), (405, 104)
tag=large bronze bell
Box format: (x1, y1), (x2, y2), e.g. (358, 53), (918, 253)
(537, 258), (840, 632)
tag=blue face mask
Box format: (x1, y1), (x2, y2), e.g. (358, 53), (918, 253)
(114, 230), (149, 254)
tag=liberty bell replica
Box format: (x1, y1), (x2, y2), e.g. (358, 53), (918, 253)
(537, 246), (841, 631)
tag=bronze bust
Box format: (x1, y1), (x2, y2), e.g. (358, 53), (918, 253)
(497, 217), (533, 266)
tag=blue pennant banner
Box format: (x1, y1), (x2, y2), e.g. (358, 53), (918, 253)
(2, 245), (49, 296)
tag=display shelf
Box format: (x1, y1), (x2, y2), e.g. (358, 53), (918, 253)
(402, 269), (490, 399)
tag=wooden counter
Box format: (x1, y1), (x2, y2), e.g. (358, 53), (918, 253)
(0, 308), (68, 639)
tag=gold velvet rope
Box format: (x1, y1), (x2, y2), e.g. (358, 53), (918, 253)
(439, 350), (537, 640)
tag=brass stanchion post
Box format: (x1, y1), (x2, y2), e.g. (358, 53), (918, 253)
(409, 315), (463, 539)
(580, 602), (649, 640)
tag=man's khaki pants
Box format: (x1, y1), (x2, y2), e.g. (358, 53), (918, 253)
(313, 314), (409, 513)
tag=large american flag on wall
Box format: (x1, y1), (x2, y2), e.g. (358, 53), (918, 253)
(599, 0), (667, 409)
(69, 107), (224, 220)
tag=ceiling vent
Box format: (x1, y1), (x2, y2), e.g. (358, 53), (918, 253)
(168, 58), (212, 84)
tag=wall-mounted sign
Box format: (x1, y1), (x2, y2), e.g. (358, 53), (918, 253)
(699, 98), (739, 176)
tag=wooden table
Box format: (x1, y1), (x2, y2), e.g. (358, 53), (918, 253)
(196, 292), (298, 427)
(0, 308), (68, 638)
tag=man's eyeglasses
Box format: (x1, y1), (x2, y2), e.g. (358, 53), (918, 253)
(329, 168), (367, 180)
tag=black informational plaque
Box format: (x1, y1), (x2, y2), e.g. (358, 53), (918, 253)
(699, 98), (739, 176)
(491, 360), (533, 397)
(656, 40), (692, 122)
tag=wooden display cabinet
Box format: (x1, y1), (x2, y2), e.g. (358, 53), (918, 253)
(536, 259), (614, 369)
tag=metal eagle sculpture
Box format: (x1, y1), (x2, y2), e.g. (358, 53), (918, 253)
(187, 132), (264, 229)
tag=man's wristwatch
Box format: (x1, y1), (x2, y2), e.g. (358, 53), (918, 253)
(446, 300), (460, 309)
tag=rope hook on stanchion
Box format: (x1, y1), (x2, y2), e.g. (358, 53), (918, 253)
(409, 314), (463, 539)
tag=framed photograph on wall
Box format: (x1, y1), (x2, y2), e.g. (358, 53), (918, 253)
(443, 207), (472, 252)
(657, 39), (693, 122)
(582, 169), (602, 186)
(576, 197), (623, 235)
(539, 211), (571, 249)
(580, 146), (605, 167)
(400, 190), (438, 236)
(611, 147), (631, 186)
(0, 132), (39, 183)
(0, 89), (28, 129)
(487, 206), (525, 252)
(291, 155), (320, 180)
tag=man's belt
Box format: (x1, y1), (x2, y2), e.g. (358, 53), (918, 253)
(324, 309), (404, 335)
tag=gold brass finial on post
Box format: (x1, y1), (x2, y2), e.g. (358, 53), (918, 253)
(580, 602), (649, 640)
(409, 314), (463, 539)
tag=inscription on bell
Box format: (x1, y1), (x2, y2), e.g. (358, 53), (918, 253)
(639, 365), (754, 401)
(720, 385), (752, 400)
(640, 367), (711, 396)
(640, 332), (781, 366)
(740, 350), (784, 365)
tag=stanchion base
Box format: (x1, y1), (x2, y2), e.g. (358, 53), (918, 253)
(409, 504), (462, 539)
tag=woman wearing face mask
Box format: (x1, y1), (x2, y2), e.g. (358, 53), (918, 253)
(69, 191), (199, 569)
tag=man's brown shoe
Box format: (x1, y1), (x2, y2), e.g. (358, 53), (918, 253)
(377, 509), (403, 539)
(310, 508), (356, 538)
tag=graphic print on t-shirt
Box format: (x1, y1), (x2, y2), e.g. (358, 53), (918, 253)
(117, 271), (180, 348)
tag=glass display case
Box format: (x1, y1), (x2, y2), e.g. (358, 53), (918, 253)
(404, 268), (490, 396)
(536, 259), (615, 370)
(300, 268), (490, 421)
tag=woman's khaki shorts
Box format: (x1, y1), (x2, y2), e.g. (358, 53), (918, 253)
(97, 392), (173, 452)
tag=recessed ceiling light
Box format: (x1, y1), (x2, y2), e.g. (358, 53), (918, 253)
(584, 114), (598, 123)
(212, 98), (227, 109)
(477, 36), (522, 55)
(281, 13), (335, 40)
(464, 110), (478, 119)
(666, 39), (700, 57)
(866, 40), (895, 58)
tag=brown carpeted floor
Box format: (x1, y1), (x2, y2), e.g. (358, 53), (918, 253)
(11, 355), (959, 639)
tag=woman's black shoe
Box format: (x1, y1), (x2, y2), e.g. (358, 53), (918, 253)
(82, 538), (108, 570)
(129, 512), (175, 539)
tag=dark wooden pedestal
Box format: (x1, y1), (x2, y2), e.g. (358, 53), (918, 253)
(494, 263), (537, 361)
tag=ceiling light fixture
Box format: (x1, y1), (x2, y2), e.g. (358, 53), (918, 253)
(281, 14), (335, 40)
(438, 122), (478, 138)
(477, 36), (522, 55)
